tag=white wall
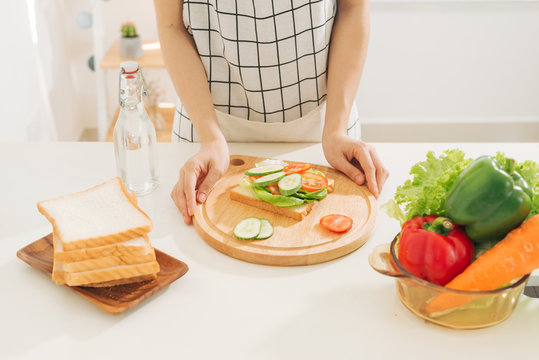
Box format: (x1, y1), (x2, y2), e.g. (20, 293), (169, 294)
(359, 3), (539, 125)
(0, 1), (57, 141)
(16, 1), (539, 141)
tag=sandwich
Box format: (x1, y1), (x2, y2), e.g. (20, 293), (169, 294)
(230, 160), (334, 221)
(38, 178), (160, 287)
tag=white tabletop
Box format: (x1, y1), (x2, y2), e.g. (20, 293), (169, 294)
(1, 142), (538, 360)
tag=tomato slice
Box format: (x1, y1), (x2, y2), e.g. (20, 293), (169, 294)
(284, 162), (311, 175)
(266, 183), (281, 195)
(301, 172), (327, 192)
(320, 214), (353, 233)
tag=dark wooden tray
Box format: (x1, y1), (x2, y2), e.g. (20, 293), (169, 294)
(16, 234), (189, 315)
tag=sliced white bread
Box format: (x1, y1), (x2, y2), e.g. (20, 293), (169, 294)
(37, 178), (152, 251)
(62, 251), (156, 273)
(53, 260), (160, 287)
(53, 234), (152, 263)
(230, 179), (334, 221)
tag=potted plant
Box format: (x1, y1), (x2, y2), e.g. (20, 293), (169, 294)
(119, 22), (143, 59)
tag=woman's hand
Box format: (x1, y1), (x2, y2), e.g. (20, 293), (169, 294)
(322, 132), (388, 198)
(171, 139), (229, 224)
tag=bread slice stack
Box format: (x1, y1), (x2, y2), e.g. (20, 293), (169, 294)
(37, 178), (160, 287)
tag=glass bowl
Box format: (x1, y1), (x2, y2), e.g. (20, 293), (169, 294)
(369, 235), (530, 329)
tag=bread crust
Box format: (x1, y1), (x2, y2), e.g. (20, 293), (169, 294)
(230, 187), (311, 221)
(64, 261), (160, 287)
(53, 234), (152, 263)
(37, 178), (153, 251)
(62, 252), (156, 273)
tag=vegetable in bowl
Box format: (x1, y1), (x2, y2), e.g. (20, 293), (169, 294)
(383, 149), (538, 233)
(382, 148), (539, 284)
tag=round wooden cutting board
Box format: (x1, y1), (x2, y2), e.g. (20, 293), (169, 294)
(193, 155), (377, 266)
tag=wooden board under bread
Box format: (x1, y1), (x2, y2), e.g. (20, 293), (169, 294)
(193, 155), (377, 266)
(16, 234), (189, 315)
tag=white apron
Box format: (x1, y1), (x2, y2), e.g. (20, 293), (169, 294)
(214, 100), (359, 142)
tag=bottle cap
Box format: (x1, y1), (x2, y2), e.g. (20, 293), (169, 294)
(120, 61), (139, 74)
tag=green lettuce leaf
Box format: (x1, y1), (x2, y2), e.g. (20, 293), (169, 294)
(494, 152), (539, 219)
(384, 149), (473, 224)
(514, 159), (539, 219)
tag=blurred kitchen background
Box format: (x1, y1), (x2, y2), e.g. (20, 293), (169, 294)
(1, 0), (538, 143)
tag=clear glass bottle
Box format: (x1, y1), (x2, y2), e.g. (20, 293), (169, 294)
(113, 61), (159, 196)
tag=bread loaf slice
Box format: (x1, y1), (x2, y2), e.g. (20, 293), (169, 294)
(53, 260), (160, 287)
(53, 234), (152, 263)
(230, 186), (313, 221)
(52, 262), (158, 287)
(230, 179), (335, 221)
(37, 178), (152, 251)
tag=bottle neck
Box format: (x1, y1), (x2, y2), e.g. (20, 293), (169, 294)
(119, 71), (144, 111)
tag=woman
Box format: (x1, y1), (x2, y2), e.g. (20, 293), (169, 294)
(154, 0), (388, 224)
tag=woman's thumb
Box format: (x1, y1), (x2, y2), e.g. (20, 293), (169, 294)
(338, 158), (365, 186)
(196, 168), (222, 203)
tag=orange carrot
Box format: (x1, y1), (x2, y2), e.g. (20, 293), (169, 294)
(425, 214), (539, 314)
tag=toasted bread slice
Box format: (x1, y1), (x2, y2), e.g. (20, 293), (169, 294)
(230, 179), (334, 221)
(52, 262), (157, 287)
(62, 251), (156, 273)
(37, 178), (152, 251)
(54, 261), (160, 287)
(53, 234), (152, 263)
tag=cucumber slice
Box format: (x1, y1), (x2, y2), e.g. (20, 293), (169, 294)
(278, 173), (302, 196)
(255, 219), (274, 240)
(253, 172), (285, 187)
(233, 217), (262, 240)
(245, 164), (284, 176)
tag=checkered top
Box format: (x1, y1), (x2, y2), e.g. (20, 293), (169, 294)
(173, 0), (337, 142)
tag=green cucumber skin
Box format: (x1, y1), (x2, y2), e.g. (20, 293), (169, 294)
(245, 165), (284, 176)
(255, 219), (274, 240)
(233, 217), (262, 240)
(278, 174), (302, 196)
(253, 172), (286, 187)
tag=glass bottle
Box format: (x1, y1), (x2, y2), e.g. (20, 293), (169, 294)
(113, 61), (159, 196)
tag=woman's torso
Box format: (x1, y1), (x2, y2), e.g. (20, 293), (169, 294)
(173, 0), (359, 142)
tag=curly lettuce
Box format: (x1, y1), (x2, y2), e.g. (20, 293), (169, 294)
(495, 152), (539, 219)
(383, 149), (539, 225)
(382, 149), (473, 225)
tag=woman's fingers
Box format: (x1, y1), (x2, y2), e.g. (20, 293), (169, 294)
(338, 156), (365, 186)
(182, 166), (198, 220)
(171, 172), (192, 224)
(368, 145), (389, 195)
(353, 143), (379, 198)
(171, 161), (200, 225)
(196, 165), (222, 203)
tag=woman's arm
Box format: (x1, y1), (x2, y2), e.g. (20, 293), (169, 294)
(322, 0), (388, 197)
(154, 0), (223, 143)
(155, 0), (229, 224)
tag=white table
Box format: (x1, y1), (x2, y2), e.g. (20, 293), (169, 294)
(1, 142), (538, 360)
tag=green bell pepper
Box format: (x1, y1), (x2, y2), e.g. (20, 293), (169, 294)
(445, 155), (531, 243)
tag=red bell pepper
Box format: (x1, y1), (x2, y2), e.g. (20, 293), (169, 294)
(398, 215), (474, 286)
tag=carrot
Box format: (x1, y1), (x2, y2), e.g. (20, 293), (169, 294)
(425, 214), (539, 314)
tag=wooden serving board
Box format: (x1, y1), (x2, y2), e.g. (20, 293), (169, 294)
(193, 155), (377, 266)
(16, 234), (189, 315)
